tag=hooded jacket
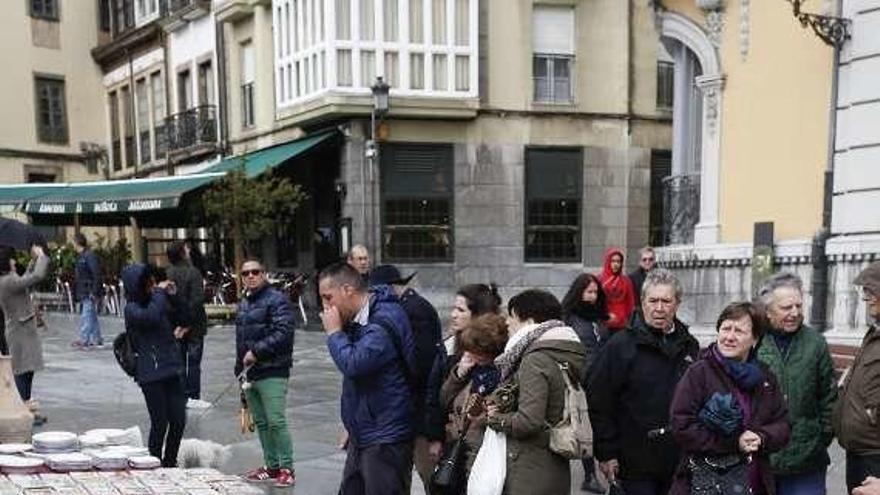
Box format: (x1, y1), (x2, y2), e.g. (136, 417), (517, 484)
(326, 285), (416, 447)
(588, 312), (700, 481)
(234, 283), (296, 381)
(121, 264), (184, 385)
(599, 248), (636, 331)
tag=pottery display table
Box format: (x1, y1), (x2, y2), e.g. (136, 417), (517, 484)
(0, 468), (264, 494)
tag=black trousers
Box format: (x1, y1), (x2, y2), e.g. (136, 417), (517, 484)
(140, 376), (187, 467)
(339, 441), (413, 495)
(14, 371), (34, 401)
(620, 478), (672, 495)
(847, 451), (880, 493)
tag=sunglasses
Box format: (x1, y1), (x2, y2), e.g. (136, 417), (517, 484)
(241, 269), (263, 277)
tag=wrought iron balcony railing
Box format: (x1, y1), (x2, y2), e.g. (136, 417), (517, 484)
(165, 105), (218, 153)
(662, 173), (701, 245)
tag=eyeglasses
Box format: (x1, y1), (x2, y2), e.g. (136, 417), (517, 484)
(241, 269), (263, 277)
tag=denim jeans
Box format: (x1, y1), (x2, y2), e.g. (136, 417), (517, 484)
(181, 338), (204, 400)
(79, 297), (103, 345)
(776, 467), (827, 495)
(245, 377), (293, 470)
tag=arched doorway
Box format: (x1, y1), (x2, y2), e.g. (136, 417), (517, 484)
(659, 11), (724, 246)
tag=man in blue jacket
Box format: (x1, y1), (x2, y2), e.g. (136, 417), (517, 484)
(73, 233), (104, 348)
(319, 262), (416, 495)
(235, 259), (296, 488)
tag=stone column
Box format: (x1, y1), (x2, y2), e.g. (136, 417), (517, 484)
(694, 74), (725, 245)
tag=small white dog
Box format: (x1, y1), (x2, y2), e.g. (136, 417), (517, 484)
(176, 438), (231, 468)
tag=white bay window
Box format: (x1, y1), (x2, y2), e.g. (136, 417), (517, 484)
(274, 0), (478, 108)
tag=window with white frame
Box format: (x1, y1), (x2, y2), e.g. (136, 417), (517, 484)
(532, 5), (574, 104)
(241, 41), (256, 128)
(135, 0), (159, 25)
(273, 0), (478, 108)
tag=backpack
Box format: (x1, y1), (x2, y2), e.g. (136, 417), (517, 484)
(113, 331), (138, 378)
(548, 361), (593, 459)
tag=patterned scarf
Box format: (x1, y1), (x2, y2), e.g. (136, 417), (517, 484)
(494, 319), (566, 381)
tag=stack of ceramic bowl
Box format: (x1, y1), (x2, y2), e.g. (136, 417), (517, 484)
(45, 452), (93, 472)
(32, 431), (78, 453)
(84, 429), (128, 446)
(92, 450), (128, 471)
(0, 454), (44, 475)
(128, 455), (161, 470)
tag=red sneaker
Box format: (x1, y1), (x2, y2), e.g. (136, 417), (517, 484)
(274, 468), (295, 488)
(242, 466), (277, 482)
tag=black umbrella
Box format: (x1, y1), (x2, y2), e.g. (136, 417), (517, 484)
(0, 218), (46, 250)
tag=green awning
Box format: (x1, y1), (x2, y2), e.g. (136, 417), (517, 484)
(0, 184), (69, 213)
(200, 130), (337, 177)
(22, 173), (224, 215)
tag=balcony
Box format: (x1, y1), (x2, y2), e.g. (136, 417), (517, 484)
(662, 173), (701, 246)
(165, 105), (219, 161)
(160, 0), (211, 31)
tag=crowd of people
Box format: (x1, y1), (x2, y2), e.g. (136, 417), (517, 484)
(3, 237), (880, 495)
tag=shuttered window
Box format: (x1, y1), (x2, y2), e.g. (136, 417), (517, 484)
(381, 143), (454, 262)
(525, 148), (582, 262)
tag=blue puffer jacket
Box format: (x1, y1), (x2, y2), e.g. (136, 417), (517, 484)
(121, 264), (183, 385)
(327, 286), (416, 447)
(234, 284), (296, 381)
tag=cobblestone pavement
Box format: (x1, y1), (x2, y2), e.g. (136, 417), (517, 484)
(29, 312), (847, 494)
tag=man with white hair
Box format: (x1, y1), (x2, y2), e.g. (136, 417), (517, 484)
(347, 245), (371, 280)
(756, 272), (836, 495)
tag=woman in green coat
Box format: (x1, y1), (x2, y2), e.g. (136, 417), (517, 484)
(486, 289), (587, 495)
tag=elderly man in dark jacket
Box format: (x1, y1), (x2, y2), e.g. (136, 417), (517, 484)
(836, 261), (880, 493)
(73, 233), (104, 348)
(588, 269), (700, 495)
(369, 264), (445, 492)
(122, 263), (189, 467)
(320, 262), (416, 495)
(235, 258), (296, 488)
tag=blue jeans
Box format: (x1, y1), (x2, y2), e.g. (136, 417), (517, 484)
(79, 297), (103, 345)
(776, 467), (827, 495)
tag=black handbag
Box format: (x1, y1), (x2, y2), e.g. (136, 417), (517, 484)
(429, 434), (468, 495)
(689, 454), (751, 495)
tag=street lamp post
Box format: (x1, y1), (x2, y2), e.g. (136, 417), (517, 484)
(365, 76), (390, 258)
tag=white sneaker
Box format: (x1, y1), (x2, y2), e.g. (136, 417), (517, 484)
(186, 398), (213, 409)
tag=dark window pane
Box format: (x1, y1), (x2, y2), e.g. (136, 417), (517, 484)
(381, 144), (454, 262)
(657, 61), (674, 110)
(553, 58), (569, 78)
(35, 77), (67, 144)
(525, 148), (582, 262)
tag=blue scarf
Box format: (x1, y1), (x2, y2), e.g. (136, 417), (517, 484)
(712, 346), (763, 391)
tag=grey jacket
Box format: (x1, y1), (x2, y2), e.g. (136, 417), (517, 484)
(0, 254), (50, 374)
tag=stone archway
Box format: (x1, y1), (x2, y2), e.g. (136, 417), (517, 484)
(661, 11), (725, 246)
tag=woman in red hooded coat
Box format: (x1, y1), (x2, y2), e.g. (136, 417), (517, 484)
(598, 247), (636, 331)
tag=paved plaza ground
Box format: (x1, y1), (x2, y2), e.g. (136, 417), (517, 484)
(29, 312), (849, 494)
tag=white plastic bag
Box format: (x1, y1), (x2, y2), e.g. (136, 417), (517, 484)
(467, 428), (507, 495)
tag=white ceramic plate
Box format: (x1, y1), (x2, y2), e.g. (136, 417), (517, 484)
(0, 444), (32, 455)
(128, 456), (161, 469)
(0, 455), (44, 468)
(78, 434), (107, 448)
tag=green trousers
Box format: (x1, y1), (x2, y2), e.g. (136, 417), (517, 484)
(245, 377), (294, 469)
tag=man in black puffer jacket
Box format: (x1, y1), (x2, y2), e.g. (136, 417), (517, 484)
(235, 258), (297, 488)
(587, 269), (699, 495)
